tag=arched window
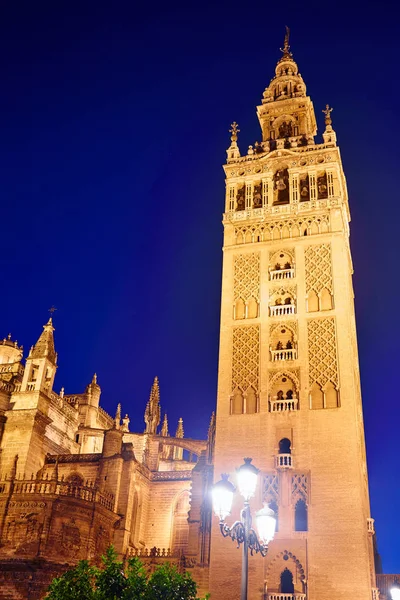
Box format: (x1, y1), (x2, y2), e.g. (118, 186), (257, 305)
(235, 298), (245, 320)
(171, 491), (190, 554)
(232, 389), (244, 415)
(325, 381), (338, 408)
(280, 568), (294, 593)
(320, 287), (333, 311)
(295, 498), (308, 531)
(247, 297), (258, 319)
(279, 438), (291, 454)
(246, 388), (257, 414)
(307, 290), (319, 312)
(310, 383), (324, 409)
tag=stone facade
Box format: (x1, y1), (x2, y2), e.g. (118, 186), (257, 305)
(0, 328), (214, 599)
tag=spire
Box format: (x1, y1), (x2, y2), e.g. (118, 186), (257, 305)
(114, 403), (121, 429)
(30, 318), (57, 364)
(144, 376), (161, 434)
(161, 413), (169, 437)
(175, 417), (184, 439)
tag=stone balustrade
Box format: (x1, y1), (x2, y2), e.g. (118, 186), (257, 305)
(270, 348), (297, 361)
(0, 477), (115, 511)
(275, 453), (293, 469)
(270, 268), (295, 281)
(269, 397), (298, 412)
(270, 305), (296, 317)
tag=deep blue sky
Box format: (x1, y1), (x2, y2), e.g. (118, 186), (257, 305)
(0, 0), (399, 573)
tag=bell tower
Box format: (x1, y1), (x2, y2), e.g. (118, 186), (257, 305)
(209, 30), (377, 600)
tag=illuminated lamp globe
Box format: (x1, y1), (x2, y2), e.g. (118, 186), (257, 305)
(212, 474), (235, 521)
(255, 503), (276, 545)
(236, 458), (259, 501)
(391, 588), (400, 600)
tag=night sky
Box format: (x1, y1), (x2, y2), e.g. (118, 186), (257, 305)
(0, 0), (399, 573)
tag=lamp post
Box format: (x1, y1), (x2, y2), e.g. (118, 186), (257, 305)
(391, 587), (400, 600)
(212, 458), (276, 600)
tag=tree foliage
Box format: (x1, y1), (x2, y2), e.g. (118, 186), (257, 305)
(45, 546), (208, 600)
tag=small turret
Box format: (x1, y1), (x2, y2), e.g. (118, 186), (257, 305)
(20, 318), (57, 395)
(85, 373), (101, 407)
(0, 334), (23, 366)
(144, 376), (161, 434)
(29, 318), (57, 364)
(227, 122), (241, 162)
(173, 417), (184, 460)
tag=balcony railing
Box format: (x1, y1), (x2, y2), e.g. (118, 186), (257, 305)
(270, 268), (295, 281)
(270, 305), (296, 317)
(270, 348), (297, 361)
(268, 594), (306, 600)
(269, 397), (298, 412)
(275, 454), (293, 469)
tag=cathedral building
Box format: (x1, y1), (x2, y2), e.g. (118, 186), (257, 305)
(0, 30), (397, 600)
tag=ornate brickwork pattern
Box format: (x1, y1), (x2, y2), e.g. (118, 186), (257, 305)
(307, 318), (338, 388)
(291, 473), (308, 502)
(233, 253), (260, 301)
(304, 243), (333, 294)
(268, 369), (300, 391)
(233, 213), (330, 245)
(232, 326), (260, 392)
(269, 321), (298, 336)
(263, 473), (279, 503)
(268, 285), (296, 300)
(269, 248), (295, 262)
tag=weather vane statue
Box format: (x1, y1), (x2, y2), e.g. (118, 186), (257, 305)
(280, 26), (292, 58)
(322, 104), (333, 127)
(229, 121), (240, 143)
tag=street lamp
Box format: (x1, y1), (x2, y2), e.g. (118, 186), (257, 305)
(391, 587), (400, 600)
(212, 458), (276, 600)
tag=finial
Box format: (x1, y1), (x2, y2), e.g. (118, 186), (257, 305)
(161, 413), (169, 437)
(115, 403), (121, 429)
(322, 104), (333, 127)
(229, 122), (240, 143)
(92, 373), (97, 385)
(60, 387), (65, 398)
(280, 26), (292, 59)
(175, 417), (184, 439)
(7, 333), (11, 340)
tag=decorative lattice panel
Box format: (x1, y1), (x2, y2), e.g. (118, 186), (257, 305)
(233, 253), (260, 301)
(291, 473), (308, 502)
(307, 318), (338, 388)
(304, 244), (333, 294)
(263, 474), (280, 503)
(232, 326), (260, 392)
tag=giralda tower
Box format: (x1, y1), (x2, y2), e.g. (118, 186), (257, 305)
(209, 31), (378, 600)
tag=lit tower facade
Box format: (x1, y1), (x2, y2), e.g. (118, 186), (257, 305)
(209, 31), (378, 600)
